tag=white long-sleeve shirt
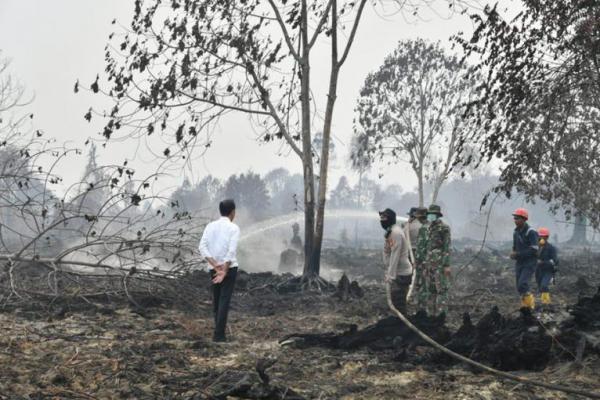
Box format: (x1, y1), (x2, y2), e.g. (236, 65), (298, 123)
(383, 224), (412, 278)
(199, 217), (240, 270)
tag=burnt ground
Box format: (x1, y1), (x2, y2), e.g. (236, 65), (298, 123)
(1, 248), (600, 399)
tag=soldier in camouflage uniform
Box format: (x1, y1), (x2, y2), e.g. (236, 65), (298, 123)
(414, 207), (430, 310)
(423, 204), (451, 316)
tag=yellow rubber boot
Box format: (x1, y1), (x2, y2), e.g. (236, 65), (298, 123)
(541, 292), (551, 305)
(520, 293), (535, 310)
(520, 295), (528, 308)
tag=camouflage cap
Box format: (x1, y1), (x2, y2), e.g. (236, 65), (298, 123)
(427, 204), (443, 216)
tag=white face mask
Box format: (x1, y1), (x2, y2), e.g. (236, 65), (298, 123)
(427, 214), (438, 222)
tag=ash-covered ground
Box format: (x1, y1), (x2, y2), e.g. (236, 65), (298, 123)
(1, 247), (600, 399)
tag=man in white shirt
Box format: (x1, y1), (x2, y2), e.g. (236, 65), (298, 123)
(199, 199), (240, 342)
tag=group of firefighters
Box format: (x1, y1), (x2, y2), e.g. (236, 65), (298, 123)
(380, 205), (559, 316)
(200, 198), (560, 343)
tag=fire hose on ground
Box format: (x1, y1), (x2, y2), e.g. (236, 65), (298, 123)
(386, 282), (600, 399)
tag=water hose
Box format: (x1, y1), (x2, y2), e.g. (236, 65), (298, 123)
(386, 283), (600, 399)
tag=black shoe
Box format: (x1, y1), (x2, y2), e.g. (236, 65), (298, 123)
(213, 335), (227, 343)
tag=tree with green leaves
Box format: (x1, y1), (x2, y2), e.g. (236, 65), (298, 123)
(353, 39), (478, 206)
(456, 1), (600, 236)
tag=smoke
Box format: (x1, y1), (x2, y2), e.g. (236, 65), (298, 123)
(234, 209), (400, 277)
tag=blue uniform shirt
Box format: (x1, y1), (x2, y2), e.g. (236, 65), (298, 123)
(538, 242), (559, 272)
(513, 223), (538, 266)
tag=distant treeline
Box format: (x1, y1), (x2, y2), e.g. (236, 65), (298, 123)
(169, 168), (589, 243)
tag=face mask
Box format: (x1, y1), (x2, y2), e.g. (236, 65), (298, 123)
(427, 214), (438, 222)
(380, 220), (393, 230)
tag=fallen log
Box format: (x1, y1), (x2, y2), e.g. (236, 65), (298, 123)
(280, 311), (449, 351)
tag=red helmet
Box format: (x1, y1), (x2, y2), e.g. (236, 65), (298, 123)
(538, 227), (550, 237)
(512, 208), (529, 220)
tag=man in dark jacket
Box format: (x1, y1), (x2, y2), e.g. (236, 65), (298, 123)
(536, 227), (559, 309)
(510, 208), (538, 310)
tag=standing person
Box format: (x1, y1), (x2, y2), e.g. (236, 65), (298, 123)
(423, 204), (452, 316)
(290, 222), (303, 252)
(536, 227), (559, 310)
(379, 208), (413, 314)
(403, 207), (423, 261)
(510, 208), (539, 310)
(414, 207), (430, 310)
(199, 199), (240, 342)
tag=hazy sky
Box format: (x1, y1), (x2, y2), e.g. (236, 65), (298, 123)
(0, 1), (476, 196)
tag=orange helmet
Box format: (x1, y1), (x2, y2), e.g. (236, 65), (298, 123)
(512, 208), (528, 220)
(538, 227), (550, 237)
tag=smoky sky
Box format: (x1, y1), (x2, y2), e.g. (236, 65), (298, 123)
(0, 1), (477, 195)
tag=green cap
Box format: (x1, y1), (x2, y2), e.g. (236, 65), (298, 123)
(427, 204), (443, 216)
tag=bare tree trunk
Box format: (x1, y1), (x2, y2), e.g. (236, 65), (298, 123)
(569, 213), (588, 245)
(302, 162), (316, 275)
(417, 167), (424, 207)
(431, 124), (458, 204)
(431, 179), (441, 204)
(299, 0), (317, 277)
(311, 0), (340, 278)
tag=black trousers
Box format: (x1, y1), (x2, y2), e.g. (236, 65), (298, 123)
(211, 267), (238, 340)
(391, 274), (412, 314)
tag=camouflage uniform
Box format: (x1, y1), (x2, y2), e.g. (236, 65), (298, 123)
(423, 218), (451, 315)
(414, 222), (429, 309)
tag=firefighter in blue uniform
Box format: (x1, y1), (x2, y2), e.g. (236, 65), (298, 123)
(536, 227), (559, 310)
(510, 208), (539, 310)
